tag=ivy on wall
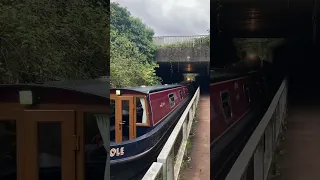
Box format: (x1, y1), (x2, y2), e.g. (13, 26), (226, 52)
(155, 36), (210, 62)
(233, 38), (282, 61)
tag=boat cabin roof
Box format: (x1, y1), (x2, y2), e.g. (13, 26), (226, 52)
(0, 77), (109, 105)
(211, 69), (257, 83)
(43, 77), (109, 99)
(0, 77), (109, 99)
(111, 84), (182, 95)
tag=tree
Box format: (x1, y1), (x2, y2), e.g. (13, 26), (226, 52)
(110, 3), (156, 62)
(110, 3), (161, 88)
(0, 0), (109, 84)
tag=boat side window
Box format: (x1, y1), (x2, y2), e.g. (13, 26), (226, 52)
(243, 85), (251, 103)
(168, 93), (175, 107)
(110, 100), (116, 142)
(179, 90), (183, 100)
(221, 91), (232, 120)
(136, 97), (148, 124)
(0, 120), (17, 179)
(84, 113), (108, 180)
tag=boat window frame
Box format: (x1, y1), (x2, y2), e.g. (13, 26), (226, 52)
(110, 93), (151, 143)
(56, 107), (109, 180)
(220, 90), (233, 122)
(110, 99), (116, 135)
(243, 85), (251, 103)
(82, 110), (109, 180)
(135, 95), (151, 127)
(109, 94), (135, 142)
(179, 90), (183, 100)
(168, 93), (175, 107)
(0, 102), (109, 180)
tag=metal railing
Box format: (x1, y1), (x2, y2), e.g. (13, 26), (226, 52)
(225, 78), (288, 180)
(142, 87), (200, 180)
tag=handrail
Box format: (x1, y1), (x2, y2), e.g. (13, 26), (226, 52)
(142, 87), (200, 180)
(142, 162), (163, 179)
(225, 78), (288, 180)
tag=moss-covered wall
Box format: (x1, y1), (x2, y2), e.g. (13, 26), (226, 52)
(153, 36), (210, 62)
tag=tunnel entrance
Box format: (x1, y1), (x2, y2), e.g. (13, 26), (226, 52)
(156, 62), (210, 93)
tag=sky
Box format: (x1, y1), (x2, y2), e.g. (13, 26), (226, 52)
(111, 0), (210, 36)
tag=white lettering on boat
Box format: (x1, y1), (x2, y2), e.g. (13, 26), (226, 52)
(110, 147), (124, 157)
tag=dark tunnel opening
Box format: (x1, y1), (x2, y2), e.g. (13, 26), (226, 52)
(156, 62), (210, 94)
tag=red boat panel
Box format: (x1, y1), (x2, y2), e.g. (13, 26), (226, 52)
(211, 75), (253, 143)
(149, 86), (188, 125)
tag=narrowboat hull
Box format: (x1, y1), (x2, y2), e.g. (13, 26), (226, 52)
(210, 70), (269, 179)
(211, 107), (263, 179)
(110, 96), (192, 180)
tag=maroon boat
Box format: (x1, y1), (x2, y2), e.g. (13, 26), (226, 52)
(210, 68), (267, 179)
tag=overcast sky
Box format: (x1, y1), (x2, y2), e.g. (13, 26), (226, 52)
(111, 0), (210, 36)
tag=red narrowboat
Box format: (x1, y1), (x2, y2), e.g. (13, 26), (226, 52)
(210, 69), (266, 178)
(110, 84), (193, 179)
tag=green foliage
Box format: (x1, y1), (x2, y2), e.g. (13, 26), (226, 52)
(110, 3), (156, 61)
(110, 3), (161, 88)
(0, 0), (109, 84)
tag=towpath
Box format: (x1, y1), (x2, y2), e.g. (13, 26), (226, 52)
(180, 95), (210, 180)
(271, 104), (320, 180)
